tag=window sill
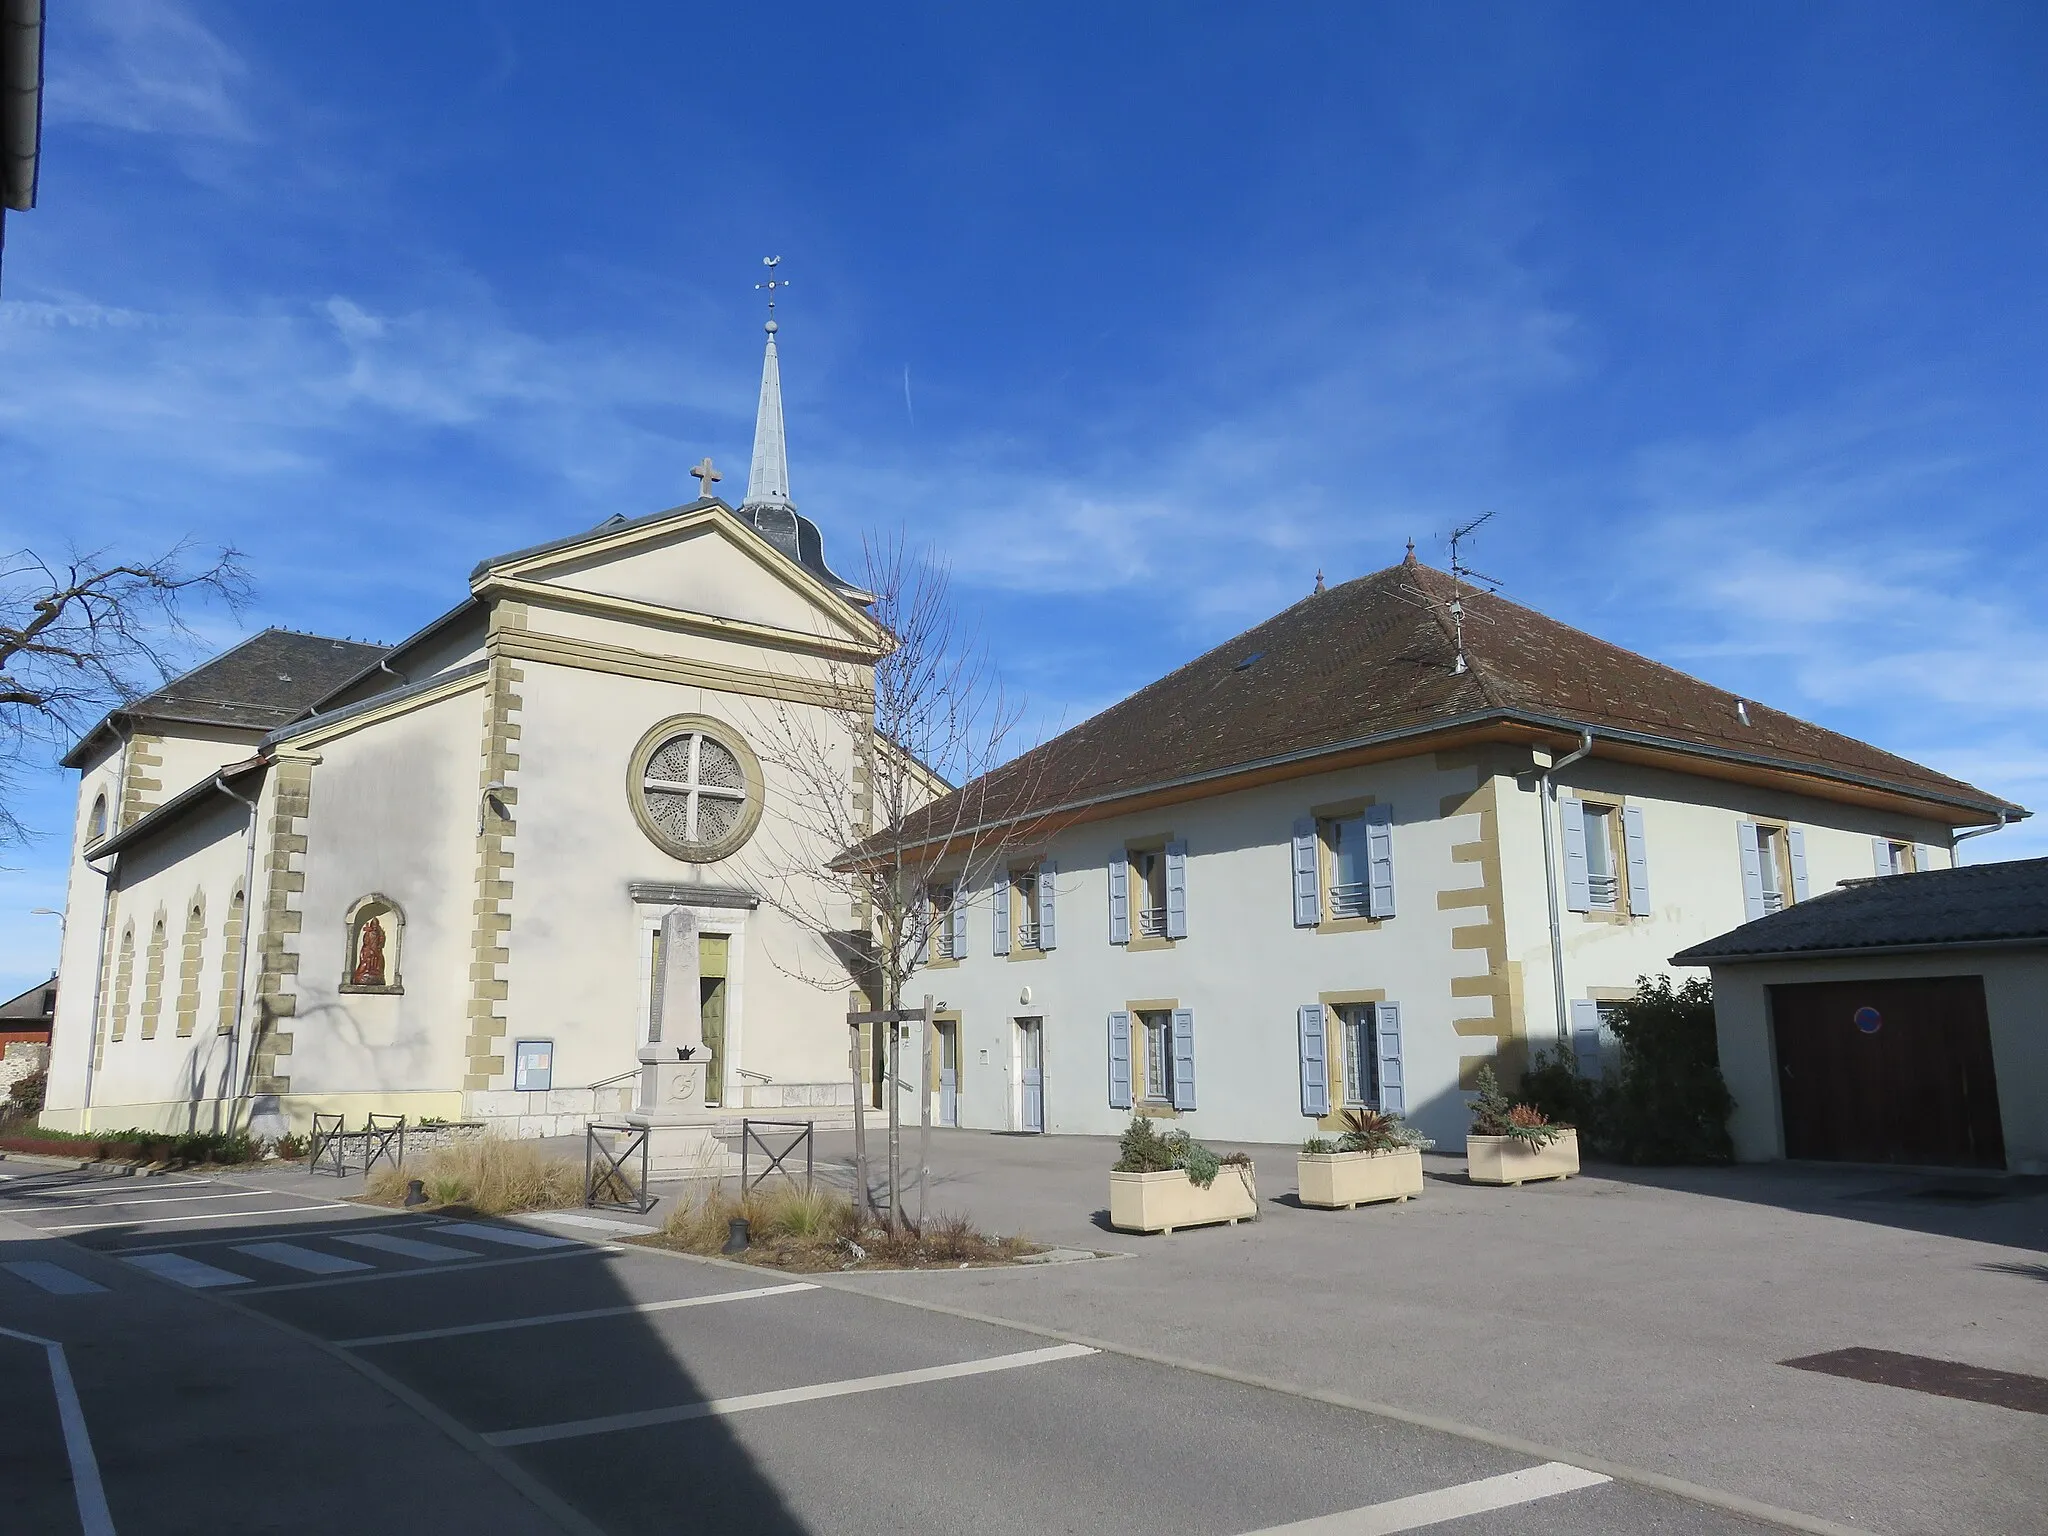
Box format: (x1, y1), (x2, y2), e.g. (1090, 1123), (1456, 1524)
(339, 982), (405, 996)
(1006, 946), (1047, 963)
(1124, 934), (1177, 953)
(922, 956), (960, 970)
(1572, 907), (1636, 926)
(1316, 915), (1383, 936)
(1134, 1101), (1180, 1119)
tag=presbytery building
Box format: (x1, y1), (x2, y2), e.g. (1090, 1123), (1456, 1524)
(42, 318), (889, 1139)
(894, 557), (2026, 1156)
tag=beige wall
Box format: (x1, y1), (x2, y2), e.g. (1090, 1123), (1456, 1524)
(1707, 947), (2048, 1174)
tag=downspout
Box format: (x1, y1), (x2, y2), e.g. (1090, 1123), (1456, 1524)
(76, 849), (117, 1128)
(1951, 810), (2011, 850)
(1533, 729), (1594, 1055)
(214, 771), (263, 1132)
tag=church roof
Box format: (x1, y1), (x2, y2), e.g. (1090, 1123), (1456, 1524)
(63, 629), (390, 766)
(867, 558), (2021, 854)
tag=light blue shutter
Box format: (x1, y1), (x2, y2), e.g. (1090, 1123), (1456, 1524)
(1570, 998), (1602, 1078)
(1560, 797), (1591, 912)
(1107, 853), (1129, 945)
(1364, 806), (1396, 919)
(1787, 828), (1810, 902)
(1298, 1004), (1329, 1117)
(1374, 1002), (1403, 1113)
(1622, 805), (1650, 917)
(1872, 836), (1894, 876)
(1737, 822), (1765, 922)
(1107, 1011), (1132, 1109)
(912, 892), (930, 968)
(950, 889), (969, 958)
(993, 876), (1011, 956)
(1164, 839), (1189, 939)
(1916, 843), (1939, 873)
(1291, 818), (1321, 927)
(1038, 859), (1057, 949)
(1169, 1008), (1196, 1110)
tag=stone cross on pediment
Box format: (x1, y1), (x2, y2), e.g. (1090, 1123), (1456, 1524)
(690, 457), (722, 499)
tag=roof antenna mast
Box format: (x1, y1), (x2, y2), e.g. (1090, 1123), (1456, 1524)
(1444, 509), (1500, 676)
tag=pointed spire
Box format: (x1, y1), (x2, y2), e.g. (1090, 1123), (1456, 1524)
(742, 319), (791, 510)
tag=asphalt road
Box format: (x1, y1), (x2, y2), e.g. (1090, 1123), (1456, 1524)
(0, 1160), (1793, 1536)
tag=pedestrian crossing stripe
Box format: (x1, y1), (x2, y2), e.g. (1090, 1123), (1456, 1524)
(334, 1232), (483, 1263)
(231, 1241), (372, 1275)
(125, 1252), (251, 1288)
(2, 1260), (108, 1295)
(436, 1221), (579, 1250)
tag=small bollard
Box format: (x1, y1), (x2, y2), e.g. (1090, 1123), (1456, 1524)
(722, 1217), (750, 1254)
(403, 1178), (428, 1207)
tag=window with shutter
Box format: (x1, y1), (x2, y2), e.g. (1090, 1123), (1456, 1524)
(1137, 1009), (1172, 1104)
(1560, 796), (1592, 912)
(1374, 1003), (1404, 1113)
(1621, 805), (1651, 916)
(1786, 828), (1810, 903)
(1169, 1008), (1197, 1110)
(950, 889), (969, 958)
(1291, 818), (1321, 927)
(1737, 822), (1767, 921)
(1364, 808), (1395, 919)
(993, 876), (1012, 956)
(1334, 1002), (1379, 1107)
(1108, 853), (1130, 945)
(1037, 859), (1058, 950)
(1164, 839), (1189, 939)
(1570, 998), (1603, 1078)
(1297, 1004), (1329, 1117)
(1107, 1011), (1132, 1109)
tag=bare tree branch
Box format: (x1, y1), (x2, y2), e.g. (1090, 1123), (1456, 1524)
(0, 542), (252, 843)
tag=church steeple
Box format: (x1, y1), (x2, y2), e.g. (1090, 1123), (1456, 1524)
(741, 256), (793, 513)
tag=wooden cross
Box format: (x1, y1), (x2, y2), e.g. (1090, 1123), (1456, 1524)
(690, 457), (722, 499)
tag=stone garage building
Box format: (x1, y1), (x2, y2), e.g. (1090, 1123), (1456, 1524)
(1674, 857), (2048, 1176)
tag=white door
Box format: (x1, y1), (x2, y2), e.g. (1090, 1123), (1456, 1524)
(1018, 1018), (1044, 1133)
(939, 1022), (959, 1127)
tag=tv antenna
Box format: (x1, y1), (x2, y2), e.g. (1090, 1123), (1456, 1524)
(1445, 510), (1501, 676)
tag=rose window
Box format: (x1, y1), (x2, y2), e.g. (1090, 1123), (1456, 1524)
(630, 720), (762, 861)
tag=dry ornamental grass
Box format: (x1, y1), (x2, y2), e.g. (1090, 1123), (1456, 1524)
(364, 1136), (582, 1215)
(646, 1182), (1042, 1271)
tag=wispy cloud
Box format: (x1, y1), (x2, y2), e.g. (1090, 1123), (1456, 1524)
(45, 1), (252, 141)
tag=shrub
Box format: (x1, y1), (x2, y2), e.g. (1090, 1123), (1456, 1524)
(1302, 1135), (1339, 1154)
(365, 1136), (582, 1214)
(1518, 1041), (1601, 1135)
(1599, 975), (1734, 1164)
(1468, 1064), (1564, 1147)
(1112, 1116), (1233, 1187)
(6, 1067), (48, 1121)
(652, 1183), (1037, 1271)
(1335, 1107), (1432, 1154)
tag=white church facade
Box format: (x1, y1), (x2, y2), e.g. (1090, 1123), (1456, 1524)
(43, 320), (888, 1138)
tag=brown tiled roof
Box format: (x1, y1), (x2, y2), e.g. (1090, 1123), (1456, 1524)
(64, 629), (389, 765)
(885, 559), (2017, 847)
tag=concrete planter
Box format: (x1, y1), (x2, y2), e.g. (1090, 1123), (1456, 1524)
(1109, 1162), (1258, 1234)
(1466, 1128), (1580, 1186)
(1296, 1146), (1424, 1209)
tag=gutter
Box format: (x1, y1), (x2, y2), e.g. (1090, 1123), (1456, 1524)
(1953, 810), (2012, 847)
(1673, 933), (2048, 967)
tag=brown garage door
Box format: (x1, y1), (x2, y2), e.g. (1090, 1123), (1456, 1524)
(1769, 976), (2005, 1169)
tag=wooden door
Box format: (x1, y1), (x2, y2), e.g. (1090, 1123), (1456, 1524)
(938, 1022), (958, 1127)
(1018, 1019), (1044, 1132)
(1769, 976), (2005, 1169)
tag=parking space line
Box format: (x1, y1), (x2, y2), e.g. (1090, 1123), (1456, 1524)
(484, 1342), (1099, 1447)
(3, 1187), (274, 1215)
(1232, 1462), (1612, 1534)
(433, 1221), (581, 1250)
(2, 1260), (109, 1296)
(39, 1200), (351, 1233)
(338, 1280), (819, 1348)
(125, 1252), (252, 1289)
(233, 1241), (374, 1276)
(238, 1243), (619, 1296)
(0, 1325), (116, 1536)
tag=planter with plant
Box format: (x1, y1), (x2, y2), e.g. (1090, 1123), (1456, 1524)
(1108, 1116), (1257, 1233)
(1296, 1108), (1430, 1209)
(1465, 1063), (1578, 1185)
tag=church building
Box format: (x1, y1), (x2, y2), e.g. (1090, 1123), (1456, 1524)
(42, 316), (886, 1139)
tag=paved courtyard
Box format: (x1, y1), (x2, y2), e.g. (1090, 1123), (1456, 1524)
(1, 1133), (2041, 1536)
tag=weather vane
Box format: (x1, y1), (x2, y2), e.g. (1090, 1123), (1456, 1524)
(756, 255), (789, 322)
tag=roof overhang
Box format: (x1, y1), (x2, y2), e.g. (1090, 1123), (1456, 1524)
(85, 756), (266, 860)
(842, 709), (2024, 870)
(1673, 934), (2048, 967)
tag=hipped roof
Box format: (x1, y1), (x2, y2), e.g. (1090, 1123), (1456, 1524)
(875, 558), (2020, 852)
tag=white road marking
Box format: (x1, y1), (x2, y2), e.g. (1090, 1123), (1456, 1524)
(38, 1200), (350, 1233)
(124, 1252), (251, 1289)
(238, 1244), (619, 1296)
(485, 1342), (1100, 1447)
(333, 1232), (483, 1263)
(524, 1211), (655, 1235)
(0, 1325), (117, 1535)
(114, 1215), (444, 1255)
(232, 1241), (373, 1276)
(338, 1280), (819, 1347)
(4, 1183), (238, 1214)
(433, 1220), (580, 1250)
(2, 1260), (109, 1296)
(1232, 1462), (1613, 1535)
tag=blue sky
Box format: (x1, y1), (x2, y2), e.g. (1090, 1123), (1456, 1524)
(2, 2), (2045, 995)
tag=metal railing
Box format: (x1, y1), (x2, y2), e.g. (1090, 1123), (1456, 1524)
(1586, 872), (1620, 908)
(1329, 880), (1371, 919)
(308, 1112), (407, 1177)
(585, 1122), (654, 1213)
(1137, 905), (1166, 937)
(308, 1112), (350, 1177)
(739, 1119), (814, 1196)
(363, 1113), (406, 1175)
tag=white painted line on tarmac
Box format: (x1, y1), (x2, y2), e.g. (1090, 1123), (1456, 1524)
(485, 1342), (1100, 1447)
(232, 1241), (374, 1276)
(237, 1243), (620, 1297)
(333, 1231), (483, 1263)
(524, 1211), (656, 1235)
(123, 1252), (252, 1289)
(39, 1200), (351, 1233)
(433, 1220), (581, 1250)
(4, 1183), (238, 1213)
(2, 1260), (109, 1296)
(113, 1215), (445, 1255)
(0, 1325), (117, 1535)
(1233, 1462), (1613, 1535)
(338, 1280), (820, 1348)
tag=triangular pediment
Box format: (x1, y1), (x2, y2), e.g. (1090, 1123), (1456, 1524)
(475, 503), (885, 656)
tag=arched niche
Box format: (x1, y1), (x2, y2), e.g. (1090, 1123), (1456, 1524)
(340, 893), (404, 995)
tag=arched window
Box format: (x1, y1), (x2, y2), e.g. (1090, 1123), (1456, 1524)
(216, 886), (245, 1035)
(176, 894), (206, 1038)
(87, 792), (108, 845)
(140, 913), (167, 1039)
(341, 894), (404, 993)
(109, 923), (135, 1042)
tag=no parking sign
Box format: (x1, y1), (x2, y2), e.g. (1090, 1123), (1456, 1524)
(1853, 1006), (1882, 1035)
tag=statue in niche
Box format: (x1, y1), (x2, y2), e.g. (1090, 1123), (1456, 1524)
(351, 917), (387, 987)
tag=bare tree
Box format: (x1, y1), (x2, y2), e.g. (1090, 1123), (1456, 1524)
(752, 533), (1060, 1230)
(0, 543), (252, 842)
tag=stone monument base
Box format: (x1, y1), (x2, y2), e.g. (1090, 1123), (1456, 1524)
(625, 1113), (740, 1179)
